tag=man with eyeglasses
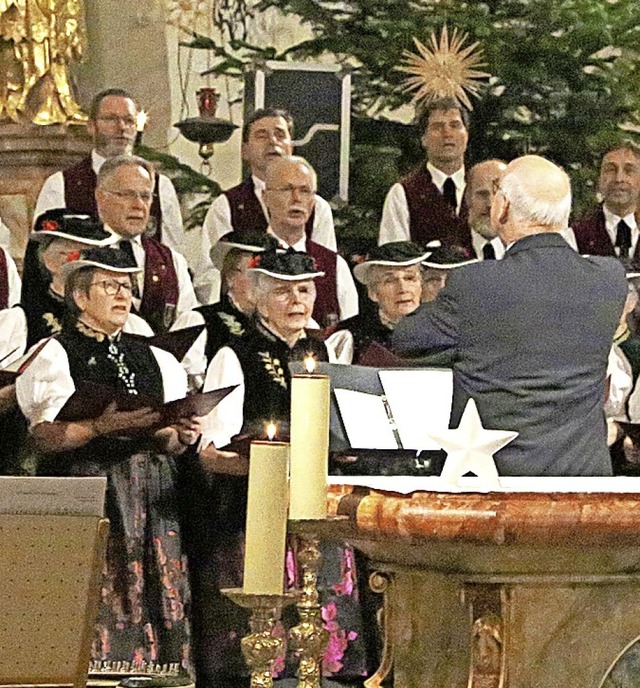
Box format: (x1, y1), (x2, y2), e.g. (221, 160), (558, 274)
(378, 97), (473, 252)
(262, 155), (358, 327)
(202, 107), (337, 253)
(32, 88), (220, 305)
(95, 156), (198, 332)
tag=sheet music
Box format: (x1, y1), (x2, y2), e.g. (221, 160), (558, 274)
(0, 477), (106, 516)
(379, 369), (453, 451)
(333, 389), (399, 450)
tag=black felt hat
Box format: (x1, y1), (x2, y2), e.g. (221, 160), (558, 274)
(354, 241), (433, 284)
(248, 247), (324, 281)
(59, 246), (141, 279)
(31, 208), (116, 247)
(421, 245), (478, 270)
(210, 232), (282, 269)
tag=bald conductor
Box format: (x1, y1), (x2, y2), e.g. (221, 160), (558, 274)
(393, 155), (627, 477)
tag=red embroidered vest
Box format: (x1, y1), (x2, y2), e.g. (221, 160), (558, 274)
(306, 240), (339, 327)
(0, 249), (8, 310)
(400, 167), (471, 251)
(138, 237), (180, 332)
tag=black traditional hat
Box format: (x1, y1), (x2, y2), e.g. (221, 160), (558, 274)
(248, 247), (324, 281)
(421, 245), (478, 270)
(353, 241), (432, 284)
(31, 208), (116, 247)
(59, 246), (141, 279)
(210, 232), (282, 269)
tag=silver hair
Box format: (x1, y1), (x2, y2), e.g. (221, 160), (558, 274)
(265, 154), (318, 192)
(96, 155), (156, 188)
(500, 166), (571, 229)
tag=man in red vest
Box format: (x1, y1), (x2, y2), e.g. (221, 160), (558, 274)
(203, 107), (337, 253)
(95, 156), (198, 332)
(572, 145), (640, 267)
(262, 155), (358, 327)
(378, 97), (472, 251)
(33, 88), (219, 304)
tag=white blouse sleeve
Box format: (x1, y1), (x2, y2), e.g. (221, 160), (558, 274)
(325, 329), (354, 364)
(199, 346), (245, 449)
(0, 307), (27, 366)
(16, 339), (75, 427)
(150, 346), (188, 403)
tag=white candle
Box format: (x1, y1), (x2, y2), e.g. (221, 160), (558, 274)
(289, 356), (330, 520)
(243, 436), (289, 595)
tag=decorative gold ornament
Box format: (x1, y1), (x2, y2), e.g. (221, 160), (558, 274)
(0, 0), (88, 124)
(396, 25), (490, 110)
(221, 589), (298, 688)
(289, 530), (330, 688)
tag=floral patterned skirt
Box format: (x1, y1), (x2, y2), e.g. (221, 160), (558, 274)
(88, 452), (191, 673)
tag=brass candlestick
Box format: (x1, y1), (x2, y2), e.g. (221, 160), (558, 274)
(222, 588), (297, 688)
(288, 521), (331, 688)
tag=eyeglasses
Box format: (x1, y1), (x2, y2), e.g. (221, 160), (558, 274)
(91, 279), (133, 296)
(266, 185), (314, 198)
(269, 284), (316, 302)
(96, 115), (137, 128)
(103, 189), (153, 203)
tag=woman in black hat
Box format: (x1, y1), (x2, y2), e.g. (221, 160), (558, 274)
(326, 241), (431, 364)
(189, 248), (367, 686)
(22, 208), (153, 348)
(16, 246), (198, 675)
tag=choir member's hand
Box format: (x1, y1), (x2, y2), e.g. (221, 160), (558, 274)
(174, 415), (201, 447)
(92, 402), (161, 437)
(199, 442), (248, 476)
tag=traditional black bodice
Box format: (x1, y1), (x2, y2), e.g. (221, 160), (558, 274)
(229, 320), (328, 436)
(58, 320), (164, 400)
(335, 310), (393, 364)
(196, 294), (252, 366)
(23, 288), (65, 348)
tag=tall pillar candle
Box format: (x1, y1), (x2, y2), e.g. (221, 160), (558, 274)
(289, 371), (330, 520)
(243, 439), (290, 595)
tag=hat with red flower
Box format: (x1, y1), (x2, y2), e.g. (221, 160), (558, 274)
(31, 208), (116, 247)
(248, 246), (324, 281)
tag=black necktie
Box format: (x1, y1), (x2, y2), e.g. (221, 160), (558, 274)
(482, 242), (496, 260)
(616, 220), (632, 259)
(119, 239), (137, 265)
(119, 241), (140, 298)
(442, 177), (457, 213)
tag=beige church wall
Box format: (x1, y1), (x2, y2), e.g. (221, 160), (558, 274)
(78, 0), (173, 151)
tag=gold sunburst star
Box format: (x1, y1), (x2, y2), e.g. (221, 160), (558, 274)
(396, 26), (490, 110)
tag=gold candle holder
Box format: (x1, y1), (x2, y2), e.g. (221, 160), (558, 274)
(288, 520), (331, 688)
(222, 588), (297, 688)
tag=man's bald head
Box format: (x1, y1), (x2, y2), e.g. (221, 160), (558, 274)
(491, 155), (571, 245)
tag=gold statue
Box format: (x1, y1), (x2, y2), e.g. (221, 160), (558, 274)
(0, 0), (87, 124)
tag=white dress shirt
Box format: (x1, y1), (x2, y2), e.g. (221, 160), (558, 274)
(115, 231), (199, 330)
(267, 229), (359, 322)
(379, 162), (466, 246)
(603, 205), (639, 258)
(470, 230), (505, 260)
(202, 174), (338, 252)
(33, 150), (220, 306)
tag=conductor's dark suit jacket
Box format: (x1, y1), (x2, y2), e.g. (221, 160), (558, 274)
(393, 232), (627, 476)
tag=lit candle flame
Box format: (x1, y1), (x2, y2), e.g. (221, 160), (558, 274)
(136, 110), (148, 132)
(266, 421), (277, 440)
(304, 354), (316, 374)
